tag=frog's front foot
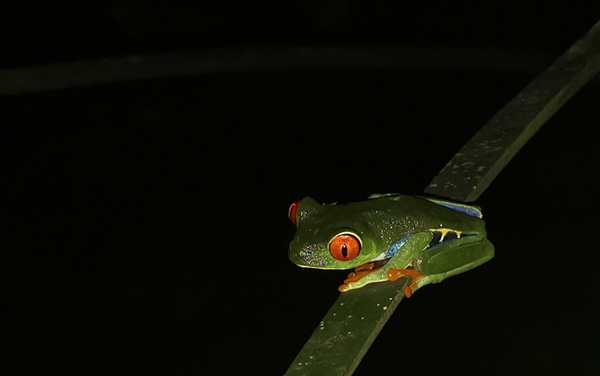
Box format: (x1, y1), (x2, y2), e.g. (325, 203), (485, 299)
(344, 263), (375, 282)
(387, 268), (426, 298)
(338, 263), (377, 292)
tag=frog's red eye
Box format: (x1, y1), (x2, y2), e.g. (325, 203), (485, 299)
(288, 200), (301, 225)
(329, 233), (361, 261)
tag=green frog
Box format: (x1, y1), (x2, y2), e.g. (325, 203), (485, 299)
(288, 193), (494, 297)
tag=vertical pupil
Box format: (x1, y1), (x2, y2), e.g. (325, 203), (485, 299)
(341, 244), (348, 258)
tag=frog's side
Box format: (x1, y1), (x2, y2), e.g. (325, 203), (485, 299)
(288, 193), (494, 297)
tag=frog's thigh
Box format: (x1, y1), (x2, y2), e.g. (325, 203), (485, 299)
(416, 239), (494, 285)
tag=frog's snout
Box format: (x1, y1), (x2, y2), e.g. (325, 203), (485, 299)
(289, 242), (329, 268)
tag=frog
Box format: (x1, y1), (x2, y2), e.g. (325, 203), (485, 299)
(287, 193), (494, 297)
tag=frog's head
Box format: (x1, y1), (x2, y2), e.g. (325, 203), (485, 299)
(288, 197), (382, 270)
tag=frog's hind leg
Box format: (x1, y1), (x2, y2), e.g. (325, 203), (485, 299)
(415, 239), (494, 293)
(389, 239), (494, 297)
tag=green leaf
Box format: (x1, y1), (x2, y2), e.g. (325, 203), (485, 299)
(286, 18), (600, 376)
(285, 278), (408, 376)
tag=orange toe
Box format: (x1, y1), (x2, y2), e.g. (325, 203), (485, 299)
(344, 263), (377, 284)
(386, 268), (425, 298)
(344, 269), (373, 283)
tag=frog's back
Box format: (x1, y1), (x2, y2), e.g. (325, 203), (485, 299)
(368, 193), (482, 218)
(365, 193), (486, 234)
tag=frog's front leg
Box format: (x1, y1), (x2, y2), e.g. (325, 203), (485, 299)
(338, 232), (432, 292)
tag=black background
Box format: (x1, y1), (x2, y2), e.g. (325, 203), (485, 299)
(3, 3), (600, 375)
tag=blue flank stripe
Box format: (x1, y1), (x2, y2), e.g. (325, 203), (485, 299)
(432, 202), (482, 219)
(385, 231), (478, 259)
(418, 196), (483, 218)
(385, 234), (412, 258)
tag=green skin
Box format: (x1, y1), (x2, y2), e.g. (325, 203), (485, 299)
(288, 194), (494, 293)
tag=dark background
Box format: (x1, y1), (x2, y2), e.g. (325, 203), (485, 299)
(3, 3), (600, 375)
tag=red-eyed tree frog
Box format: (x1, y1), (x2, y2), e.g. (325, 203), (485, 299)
(288, 193), (494, 297)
